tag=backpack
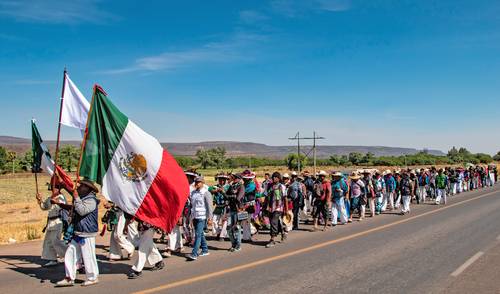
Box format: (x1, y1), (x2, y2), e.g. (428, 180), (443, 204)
(313, 181), (324, 199)
(400, 178), (411, 195)
(288, 181), (303, 201)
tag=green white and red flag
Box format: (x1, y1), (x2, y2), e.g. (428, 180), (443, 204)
(78, 85), (189, 232)
(31, 119), (74, 191)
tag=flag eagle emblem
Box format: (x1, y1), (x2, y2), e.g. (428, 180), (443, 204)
(119, 152), (148, 182)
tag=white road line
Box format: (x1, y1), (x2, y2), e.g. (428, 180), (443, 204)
(451, 252), (484, 277)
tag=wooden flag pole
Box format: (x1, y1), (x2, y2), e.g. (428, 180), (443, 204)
(54, 68), (67, 168)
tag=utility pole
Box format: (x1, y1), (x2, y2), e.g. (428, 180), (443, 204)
(288, 132), (325, 174)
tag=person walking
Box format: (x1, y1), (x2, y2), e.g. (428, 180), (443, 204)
(288, 173), (305, 230)
(226, 173), (245, 252)
(373, 171), (385, 215)
(312, 170), (331, 231)
(265, 172), (288, 248)
(36, 180), (68, 267)
(435, 169), (448, 205)
(361, 170), (376, 217)
(330, 172), (348, 225)
(187, 176), (213, 261)
(209, 173), (230, 241)
(383, 170), (396, 211)
(399, 172), (414, 215)
(56, 179), (100, 287)
(349, 172), (366, 222)
(417, 169), (428, 204)
(106, 203), (137, 261)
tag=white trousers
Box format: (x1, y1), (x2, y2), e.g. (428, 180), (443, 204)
(401, 195), (411, 213)
(132, 228), (162, 272)
(64, 237), (99, 281)
(451, 183), (457, 195)
(109, 211), (136, 259)
(212, 214), (228, 238)
(394, 193), (401, 209)
(382, 191), (395, 211)
(167, 225), (183, 251)
(436, 189), (447, 205)
(331, 197), (348, 225)
(41, 223), (67, 260)
(490, 173), (495, 186)
(417, 186), (427, 203)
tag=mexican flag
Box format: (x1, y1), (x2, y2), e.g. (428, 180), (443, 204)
(78, 85), (189, 232)
(31, 119), (74, 191)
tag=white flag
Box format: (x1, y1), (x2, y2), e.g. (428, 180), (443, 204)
(60, 74), (90, 131)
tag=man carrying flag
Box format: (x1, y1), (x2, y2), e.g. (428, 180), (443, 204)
(78, 85), (189, 277)
(32, 120), (69, 267)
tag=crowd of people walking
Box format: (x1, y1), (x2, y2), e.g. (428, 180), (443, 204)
(36, 164), (498, 286)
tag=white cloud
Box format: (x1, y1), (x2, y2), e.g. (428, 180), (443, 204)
(0, 0), (116, 24)
(101, 32), (266, 75)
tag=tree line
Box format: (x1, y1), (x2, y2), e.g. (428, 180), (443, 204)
(0, 145), (498, 174)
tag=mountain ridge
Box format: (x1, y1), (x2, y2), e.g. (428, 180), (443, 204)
(0, 136), (445, 158)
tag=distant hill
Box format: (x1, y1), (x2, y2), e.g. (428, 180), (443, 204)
(0, 136), (445, 158)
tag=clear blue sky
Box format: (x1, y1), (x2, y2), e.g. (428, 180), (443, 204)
(0, 0), (499, 154)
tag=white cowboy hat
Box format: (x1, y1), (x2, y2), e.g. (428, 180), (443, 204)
(331, 171), (343, 177)
(318, 170), (328, 176)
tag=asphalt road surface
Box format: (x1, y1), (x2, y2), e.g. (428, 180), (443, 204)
(1, 184), (500, 294)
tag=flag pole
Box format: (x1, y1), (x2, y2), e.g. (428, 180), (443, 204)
(54, 67), (67, 169)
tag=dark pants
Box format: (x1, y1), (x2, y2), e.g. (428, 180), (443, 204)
(270, 211), (283, 237)
(292, 198), (301, 229)
(313, 199), (328, 221)
(192, 218), (208, 257)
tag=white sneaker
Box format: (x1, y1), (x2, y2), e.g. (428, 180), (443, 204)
(200, 252), (210, 257)
(82, 279), (99, 287)
(55, 278), (74, 287)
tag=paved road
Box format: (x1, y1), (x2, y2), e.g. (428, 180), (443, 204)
(1, 184), (500, 294)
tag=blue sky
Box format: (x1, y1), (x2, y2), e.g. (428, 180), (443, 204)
(0, 0), (499, 154)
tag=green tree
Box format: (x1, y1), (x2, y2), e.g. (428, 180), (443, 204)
(59, 145), (80, 172)
(208, 147), (226, 169)
(475, 153), (493, 164)
(285, 153), (308, 170)
(196, 149), (213, 169)
(348, 152), (363, 166)
(7, 151), (17, 174)
(360, 152), (375, 165)
(494, 151), (500, 161)
(0, 146), (7, 173)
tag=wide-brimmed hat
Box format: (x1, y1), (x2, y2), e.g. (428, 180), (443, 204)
(282, 211), (294, 226)
(302, 170), (310, 176)
(296, 176), (304, 181)
(318, 170), (327, 177)
(350, 172), (361, 180)
(282, 173), (290, 179)
(79, 179), (99, 193)
(291, 171), (298, 177)
(331, 171), (343, 177)
(215, 172), (229, 180)
(184, 169), (198, 177)
(361, 169), (371, 175)
(385, 169), (392, 175)
(194, 176), (205, 183)
(240, 169), (255, 179)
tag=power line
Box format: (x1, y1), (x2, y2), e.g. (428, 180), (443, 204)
(288, 131), (325, 174)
